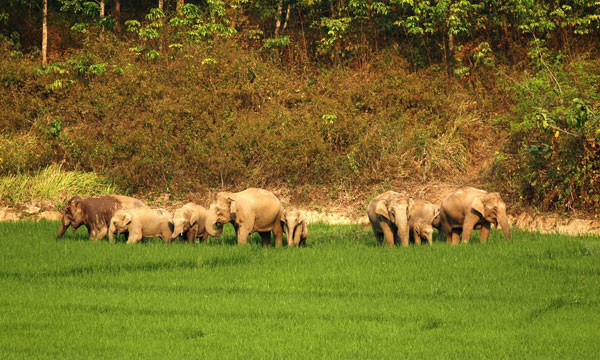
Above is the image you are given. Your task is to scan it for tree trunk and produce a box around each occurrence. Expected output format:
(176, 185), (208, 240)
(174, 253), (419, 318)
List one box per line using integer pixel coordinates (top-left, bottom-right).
(115, 0), (121, 30)
(177, 0), (184, 12)
(42, 0), (47, 67)
(282, 3), (290, 34)
(100, 0), (105, 17)
(274, 0), (283, 37)
(159, 0), (163, 10)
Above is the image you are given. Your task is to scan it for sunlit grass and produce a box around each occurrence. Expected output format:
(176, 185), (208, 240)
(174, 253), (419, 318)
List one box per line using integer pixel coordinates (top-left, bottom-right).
(0, 165), (117, 206)
(0, 221), (599, 358)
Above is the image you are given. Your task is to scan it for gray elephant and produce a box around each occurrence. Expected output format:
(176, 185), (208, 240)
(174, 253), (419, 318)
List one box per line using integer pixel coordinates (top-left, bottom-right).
(367, 191), (413, 247)
(204, 188), (284, 246)
(109, 208), (173, 244)
(408, 199), (441, 245)
(440, 187), (511, 245)
(281, 208), (308, 247)
(57, 195), (146, 241)
(171, 202), (209, 243)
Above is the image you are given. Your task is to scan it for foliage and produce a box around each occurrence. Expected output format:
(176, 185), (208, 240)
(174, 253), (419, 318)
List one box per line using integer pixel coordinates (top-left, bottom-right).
(494, 47), (600, 212)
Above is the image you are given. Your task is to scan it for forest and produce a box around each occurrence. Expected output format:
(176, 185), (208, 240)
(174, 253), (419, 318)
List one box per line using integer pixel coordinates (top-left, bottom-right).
(1, 0), (599, 214)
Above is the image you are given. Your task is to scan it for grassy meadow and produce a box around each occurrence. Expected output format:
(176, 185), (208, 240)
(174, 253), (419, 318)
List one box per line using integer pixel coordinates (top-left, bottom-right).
(1, 221), (599, 358)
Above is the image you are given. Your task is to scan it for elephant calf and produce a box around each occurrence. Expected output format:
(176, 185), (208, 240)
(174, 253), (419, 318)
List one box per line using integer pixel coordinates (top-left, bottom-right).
(109, 208), (173, 244)
(281, 208), (308, 247)
(57, 195), (147, 241)
(367, 191), (413, 247)
(408, 199), (441, 245)
(440, 187), (511, 245)
(171, 202), (209, 243)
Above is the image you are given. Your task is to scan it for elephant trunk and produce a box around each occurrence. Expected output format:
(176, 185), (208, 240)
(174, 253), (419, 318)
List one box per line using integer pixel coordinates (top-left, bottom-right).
(395, 206), (410, 246)
(498, 209), (511, 241)
(171, 223), (185, 241)
(293, 224), (302, 246)
(205, 206), (224, 237)
(57, 217), (69, 238)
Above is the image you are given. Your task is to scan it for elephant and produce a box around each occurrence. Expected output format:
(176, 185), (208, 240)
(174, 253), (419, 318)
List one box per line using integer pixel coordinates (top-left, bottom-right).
(409, 218), (435, 245)
(367, 191), (413, 247)
(108, 208), (173, 244)
(171, 202), (209, 243)
(57, 195), (147, 240)
(408, 199), (441, 245)
(439, 187), (511, 245)
(204, 188), (284, 246)
(281, 208), (308, 247)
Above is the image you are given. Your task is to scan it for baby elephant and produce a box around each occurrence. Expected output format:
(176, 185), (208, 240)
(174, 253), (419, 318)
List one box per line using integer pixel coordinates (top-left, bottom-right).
(171, 202), (209, 243)
(408, 199), (441, 245)
(280, 208), (308, 247)
(109, 208), (173, 244)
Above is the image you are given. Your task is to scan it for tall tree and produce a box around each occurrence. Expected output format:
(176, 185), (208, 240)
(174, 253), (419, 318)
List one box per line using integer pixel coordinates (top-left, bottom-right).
(99, 0), (104, 17)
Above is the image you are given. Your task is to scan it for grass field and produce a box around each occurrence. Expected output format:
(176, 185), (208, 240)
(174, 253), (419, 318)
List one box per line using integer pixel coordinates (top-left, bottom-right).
(1, 221), (599, 359)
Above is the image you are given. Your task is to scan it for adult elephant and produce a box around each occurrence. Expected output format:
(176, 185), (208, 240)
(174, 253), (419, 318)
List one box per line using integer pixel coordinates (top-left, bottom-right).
(204, 188), (284, 246)
(367, 191), (413, 247)
(57, 195), (147, 240)
(439, 187), (511, 245)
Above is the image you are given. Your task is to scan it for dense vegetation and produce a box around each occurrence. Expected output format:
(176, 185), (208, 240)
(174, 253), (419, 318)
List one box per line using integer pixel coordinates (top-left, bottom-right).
(1, 1), (599, 213)
(1, 221), (600, 357)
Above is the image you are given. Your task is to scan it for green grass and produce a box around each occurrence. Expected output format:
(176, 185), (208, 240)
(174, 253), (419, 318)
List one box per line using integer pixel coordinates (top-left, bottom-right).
(1, 221), (599, 359)
(0, 165), (117, 206)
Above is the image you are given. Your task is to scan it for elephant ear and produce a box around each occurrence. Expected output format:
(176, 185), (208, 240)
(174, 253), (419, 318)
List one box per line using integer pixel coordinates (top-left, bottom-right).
(471, 197), (485, 217)
(280, 210), (287, 224)
(120, 212), (133, 226)
(431, 206), (441, 226)
(375, 200), (390, 220)
(189, 210), (199, 227)
(407, 198), (415, 219)
(301, 217), (308, 237)
(229, 198), (238, 217)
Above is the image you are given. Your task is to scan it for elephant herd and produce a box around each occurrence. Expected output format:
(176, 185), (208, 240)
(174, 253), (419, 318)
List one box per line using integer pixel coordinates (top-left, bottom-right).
(57, 186), (510, 247)
(57, 188), (307, 246)
(368, 187), (511, 247)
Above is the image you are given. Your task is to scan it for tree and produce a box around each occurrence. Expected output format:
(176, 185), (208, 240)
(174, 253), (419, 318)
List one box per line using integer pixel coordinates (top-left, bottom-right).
(42, 0), (47, 66)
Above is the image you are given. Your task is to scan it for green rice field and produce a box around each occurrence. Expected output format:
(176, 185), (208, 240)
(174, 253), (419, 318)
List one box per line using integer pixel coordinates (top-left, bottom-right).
(1, 221), (599, 358)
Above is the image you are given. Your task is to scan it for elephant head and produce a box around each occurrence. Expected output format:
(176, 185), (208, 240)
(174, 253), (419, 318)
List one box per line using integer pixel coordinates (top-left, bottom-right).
(57, 196), (84, 238)
(111, 211), (132, 234)
(471, 192), (511, 240)
(204, 204), (225, 237)
(413, 218), (434, 244)
(281, 209), (308, 247)
(375, 193), (413, 245)
(171, 206), (197, 240)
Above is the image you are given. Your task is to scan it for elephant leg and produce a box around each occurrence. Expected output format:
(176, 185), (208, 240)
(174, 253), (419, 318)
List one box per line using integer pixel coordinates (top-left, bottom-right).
(451, 230), (460, 246)
(461, 213), (480, 244)
(370, 222), (383, 244)
(200, 231), (208, 243)
(127, 230), (142, 244)
(272, 219), (284, 247)
(445, 231), (452, 244)
(479, 221), (491, 243)
(380, 222), (395, 247)
(259, 231), (271, 247)
(412, 229), (421, 245)
(187, 227), (198, 243)
(237, 227), (251, 245)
